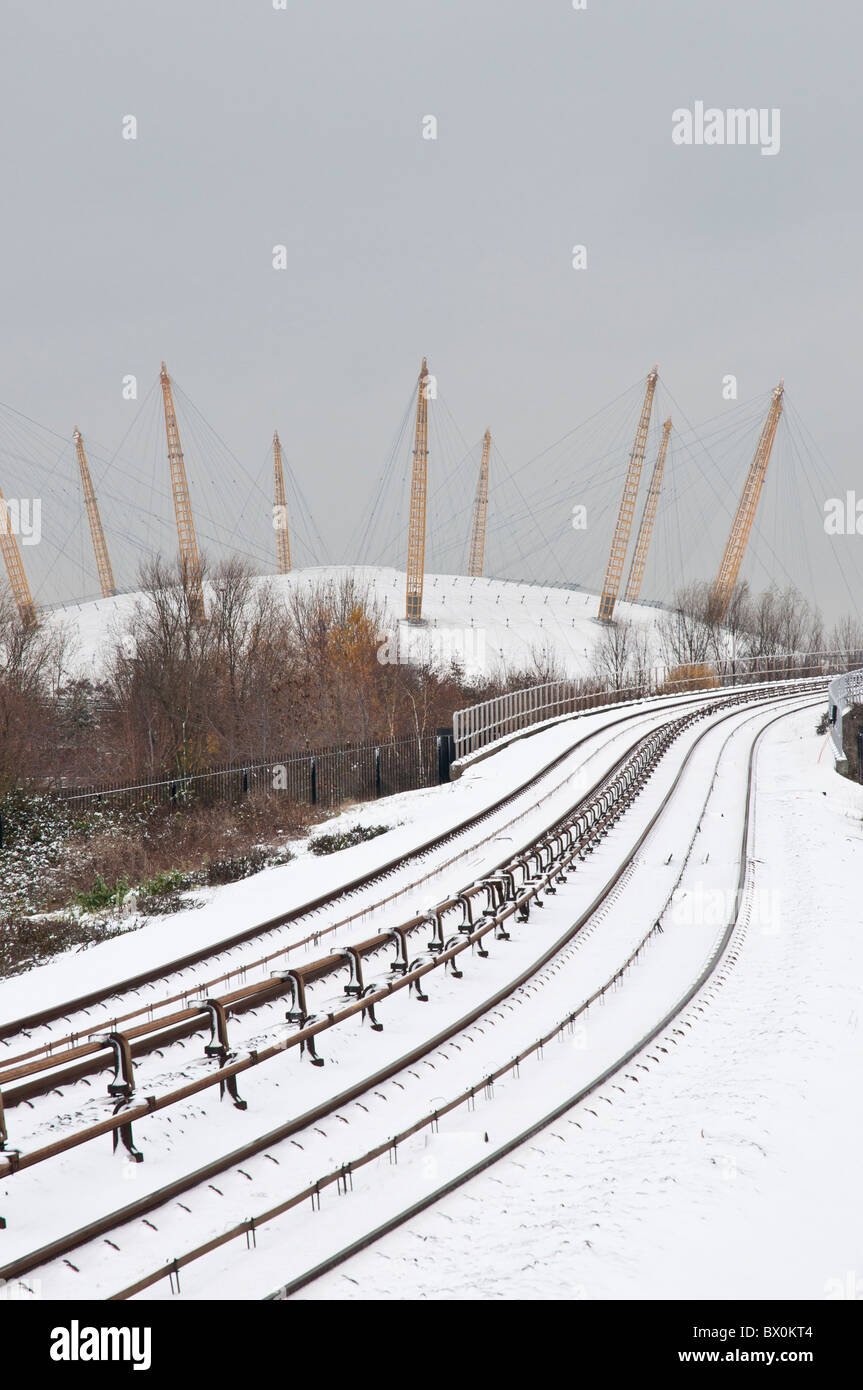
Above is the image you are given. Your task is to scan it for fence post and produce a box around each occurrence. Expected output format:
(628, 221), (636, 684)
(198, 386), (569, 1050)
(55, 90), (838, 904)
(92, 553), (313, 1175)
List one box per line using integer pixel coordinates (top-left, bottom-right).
(310, 758), (317, 806)
(436, 728), (455, 784)
(375, 745), (381, 797)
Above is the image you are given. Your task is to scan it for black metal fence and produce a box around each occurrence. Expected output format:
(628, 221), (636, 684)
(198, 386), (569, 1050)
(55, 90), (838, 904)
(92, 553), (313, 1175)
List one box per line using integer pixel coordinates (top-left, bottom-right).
(39, 730), (456, 815)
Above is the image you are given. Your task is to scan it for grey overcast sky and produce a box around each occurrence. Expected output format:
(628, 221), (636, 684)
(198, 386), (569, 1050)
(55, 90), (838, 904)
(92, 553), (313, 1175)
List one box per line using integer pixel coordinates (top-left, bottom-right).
(1, 0), (861, 620)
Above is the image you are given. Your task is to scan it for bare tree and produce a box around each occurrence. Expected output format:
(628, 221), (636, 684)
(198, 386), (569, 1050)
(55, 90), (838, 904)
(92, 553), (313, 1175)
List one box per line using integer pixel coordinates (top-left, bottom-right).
(592, 620), (635, 690)
(709, 580), (752, 669)
(0, 595), (68, 795)
(525, 638), (566, 684)
(628, 624), (654, 691)
(829, 615), (863, 671)
(658, 583), (713, 668)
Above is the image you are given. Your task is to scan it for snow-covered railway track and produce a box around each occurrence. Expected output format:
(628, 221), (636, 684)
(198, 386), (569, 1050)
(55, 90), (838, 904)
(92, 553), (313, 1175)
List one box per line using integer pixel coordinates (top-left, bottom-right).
(0, 713), (683, 1117)
(0, 689), (724, 1075)
(259, 694), (821, 1302)
(0, 687), (767, 1110)
(1, 706), (698, 1174)
(0, 682), (822, 1297)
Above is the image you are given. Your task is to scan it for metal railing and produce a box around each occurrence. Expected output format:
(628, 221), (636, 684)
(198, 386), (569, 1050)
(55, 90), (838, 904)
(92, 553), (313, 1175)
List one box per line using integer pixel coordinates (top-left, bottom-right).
(453, 678), (655, 759)
(827, 668), (863, 763)
(32, 731), (452, 815)
(453, 649), (851, 759)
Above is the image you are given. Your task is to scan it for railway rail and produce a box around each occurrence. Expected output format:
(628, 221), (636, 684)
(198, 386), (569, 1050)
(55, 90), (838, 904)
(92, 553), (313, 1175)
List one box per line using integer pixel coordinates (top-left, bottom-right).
(1, 685), (780, 1112)
(264, 695), (815, 1302)
(114, 691), (818, 1300)
(0, 680), (816, 1075)
(0, 708), (688, 1112)
(0, 679), (823, 1293)
(0, 702), (700, 1175)
(1, 687), (709, 1047)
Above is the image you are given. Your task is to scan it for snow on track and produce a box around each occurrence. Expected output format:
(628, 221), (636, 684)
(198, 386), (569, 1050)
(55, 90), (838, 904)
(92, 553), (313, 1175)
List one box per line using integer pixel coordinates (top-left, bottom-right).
(145, 696), (813, 1300)
(284, 703), (860, 1302)
(3, 695), (711, 1282)
(3, 692), (814, 1300)
(0, 693), (691, 1035)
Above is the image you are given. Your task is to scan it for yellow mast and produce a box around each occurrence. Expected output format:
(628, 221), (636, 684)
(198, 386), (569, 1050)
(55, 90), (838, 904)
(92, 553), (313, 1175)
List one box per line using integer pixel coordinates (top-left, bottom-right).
(0, 485), (37, 628)
(73, 428), (116, 598)
(405, 357), (430, 620)
(273, 429), (292, 574)
(598, 366), (659, 621)
(467, 429), (491, 579)
(623, 417), (671, 604)
(708, 381), (784, 624)
(159, 361), (206, 622)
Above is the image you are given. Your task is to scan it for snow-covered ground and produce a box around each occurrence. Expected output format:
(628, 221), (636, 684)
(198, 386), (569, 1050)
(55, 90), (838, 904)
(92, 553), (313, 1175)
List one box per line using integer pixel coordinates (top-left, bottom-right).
(44, 566), (666, 683)
(290, 708), (863, 1302)
(4, 686), (848, 1305)
(1, 692), (715, 1286)
(3, 689), (854, 1305)
(0, 690), (693, 1029)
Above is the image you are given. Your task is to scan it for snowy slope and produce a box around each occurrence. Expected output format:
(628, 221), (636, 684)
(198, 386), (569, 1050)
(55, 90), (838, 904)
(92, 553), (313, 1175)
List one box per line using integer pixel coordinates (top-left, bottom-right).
(43, 566), (666, 683)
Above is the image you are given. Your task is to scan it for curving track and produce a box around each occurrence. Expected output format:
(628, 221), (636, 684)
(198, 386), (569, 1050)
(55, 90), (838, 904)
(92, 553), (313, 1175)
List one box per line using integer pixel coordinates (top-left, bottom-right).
(0, 680), (824, 1299)
(268, 695), (815, 1301)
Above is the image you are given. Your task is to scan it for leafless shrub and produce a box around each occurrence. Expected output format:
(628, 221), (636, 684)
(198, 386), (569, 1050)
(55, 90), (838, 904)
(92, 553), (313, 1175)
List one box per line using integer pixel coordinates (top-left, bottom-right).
(0, 593), (69, 796)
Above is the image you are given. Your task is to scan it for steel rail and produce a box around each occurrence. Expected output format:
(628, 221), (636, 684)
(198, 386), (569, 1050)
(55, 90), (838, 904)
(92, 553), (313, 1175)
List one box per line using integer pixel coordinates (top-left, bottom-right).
(3, 686), (780, 1083)
(0, 707), (688, 1106)
(111, 693), (805, 1301)
(0, 685), (737, 1050)
(0, 710), (689, 1172)
(265, 695), (816, 1301)
(0, 685), (818, 1288)
(0, 678), (822, 1075)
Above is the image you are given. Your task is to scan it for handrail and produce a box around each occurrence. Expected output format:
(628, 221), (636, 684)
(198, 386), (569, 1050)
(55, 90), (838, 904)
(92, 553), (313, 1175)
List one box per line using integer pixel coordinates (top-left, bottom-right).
(827, 667), (863, 763)
(453, 649), (853, 758)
